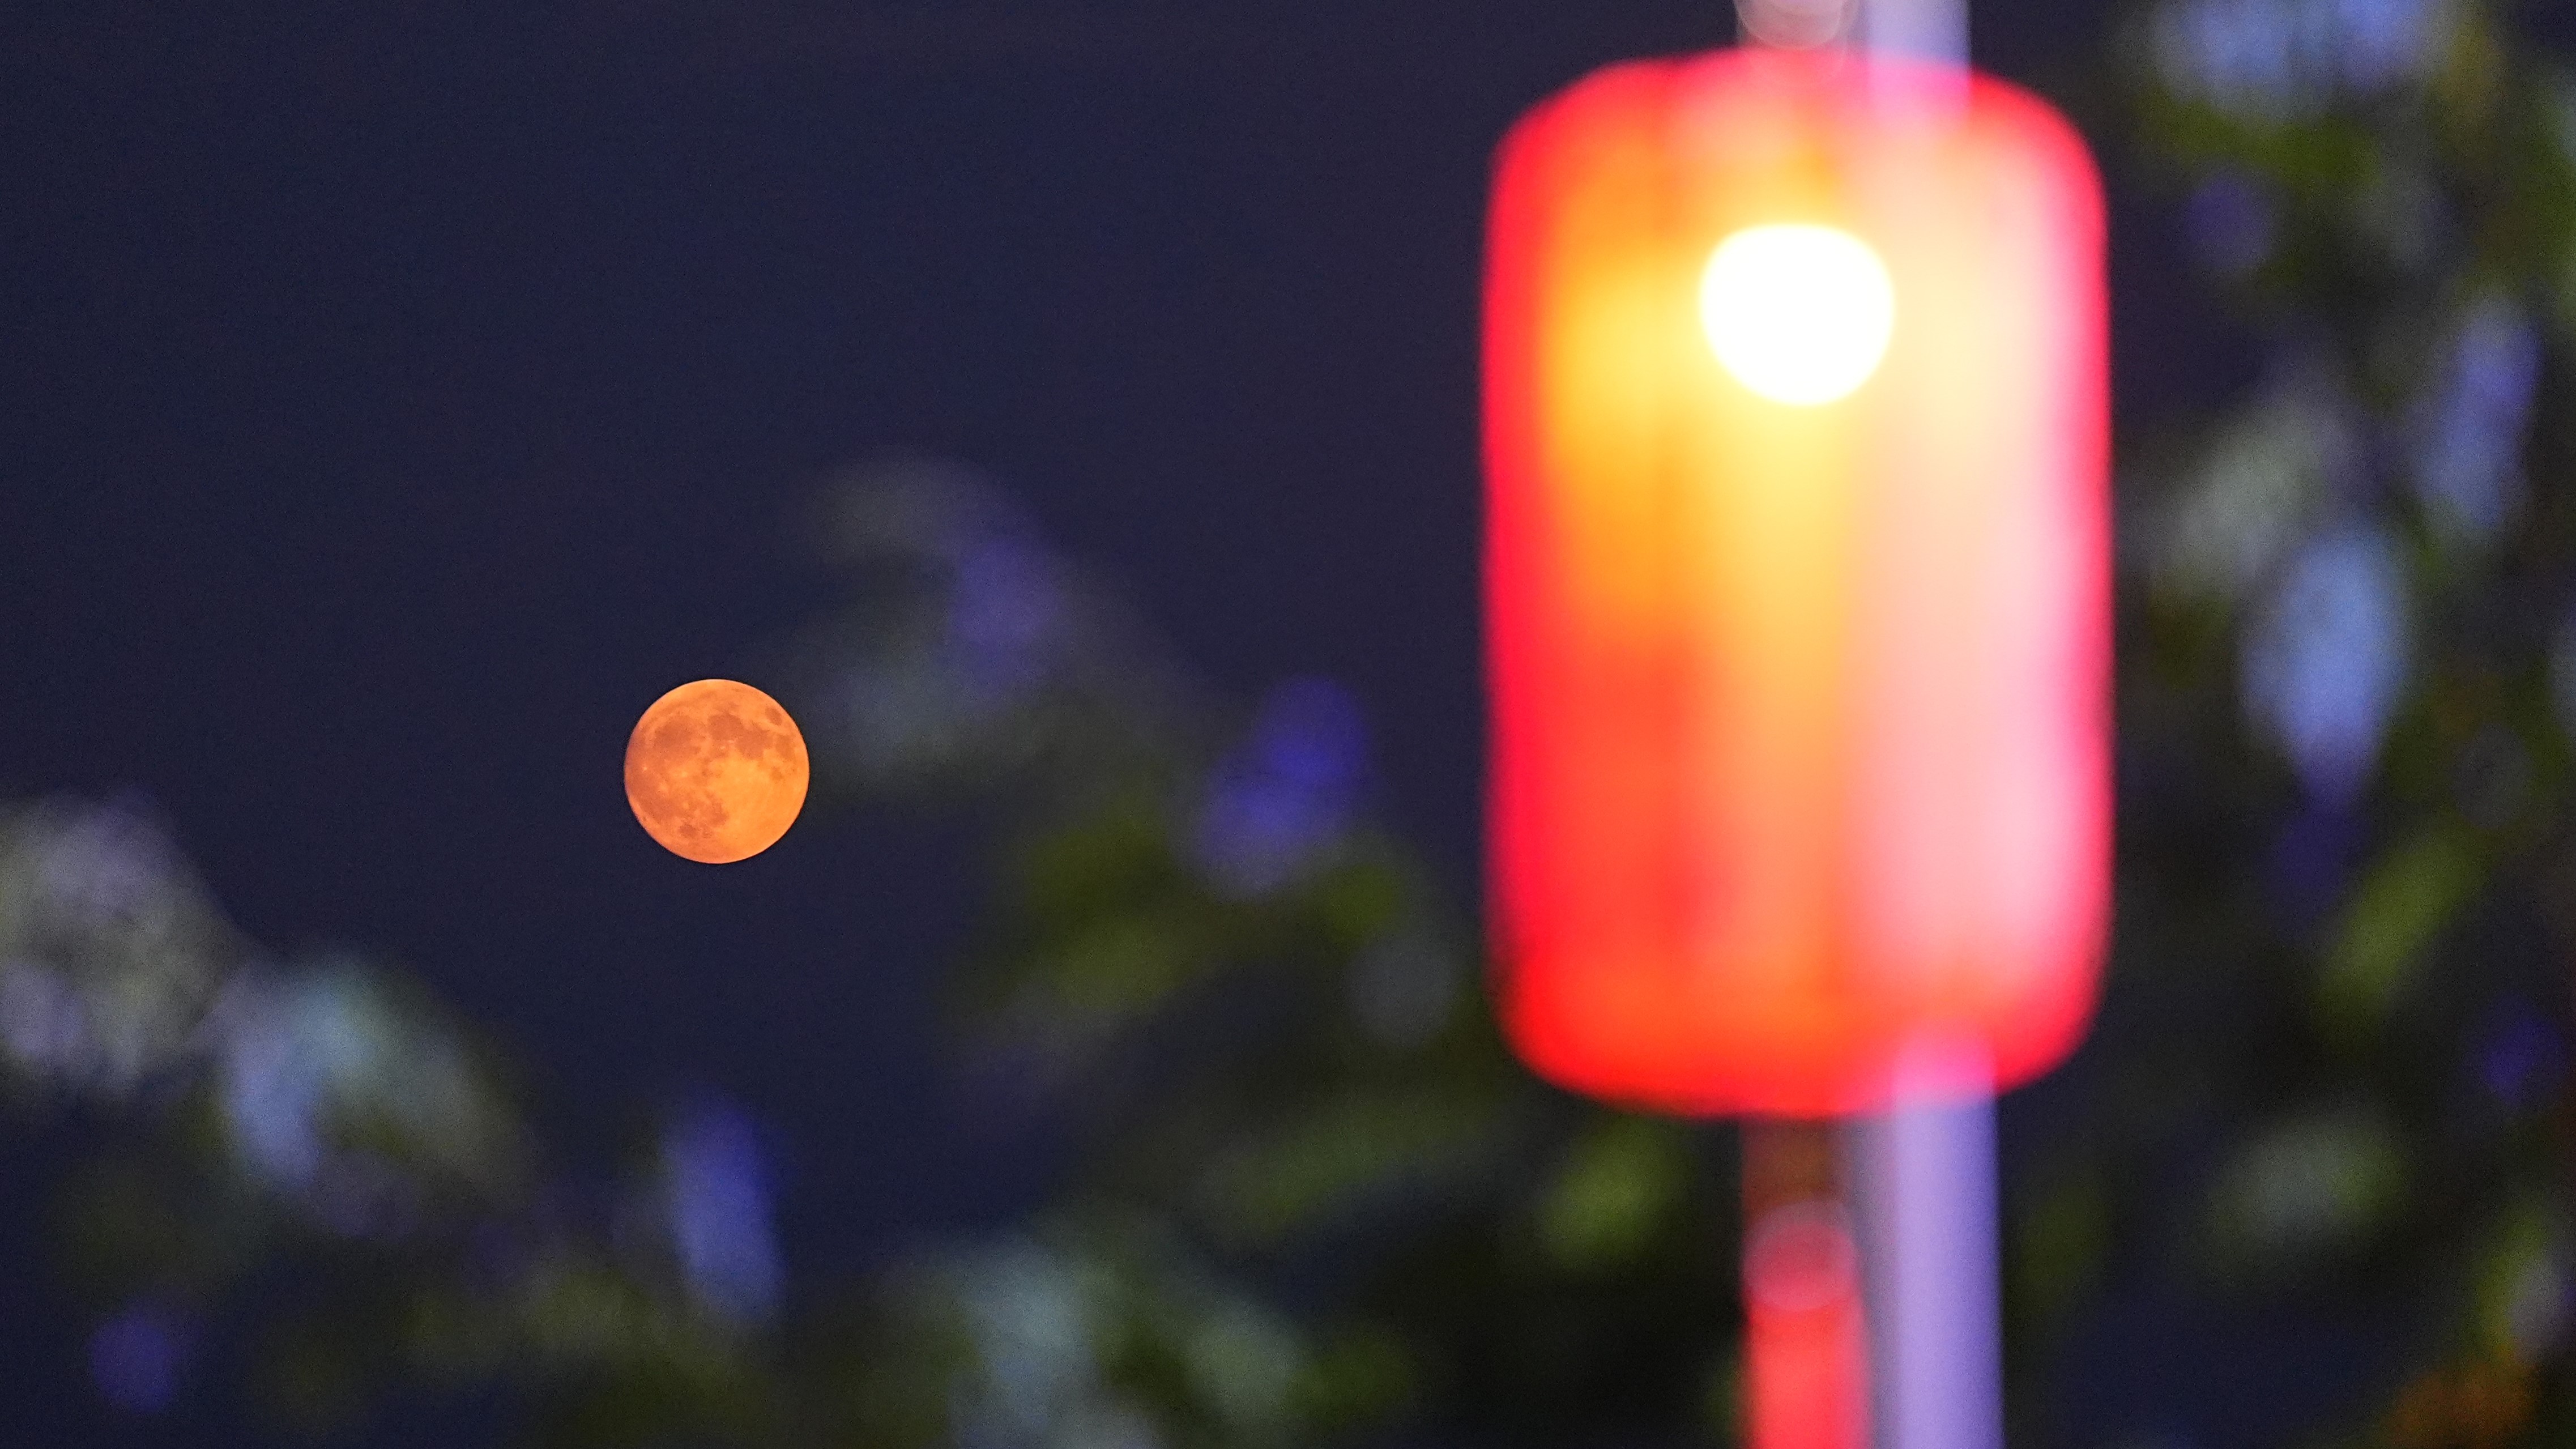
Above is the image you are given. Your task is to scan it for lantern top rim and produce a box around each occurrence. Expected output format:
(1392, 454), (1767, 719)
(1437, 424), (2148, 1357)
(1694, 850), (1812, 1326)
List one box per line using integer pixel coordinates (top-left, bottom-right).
(1491, 45), (2104, 257)
(1500, 44), (2094, 163)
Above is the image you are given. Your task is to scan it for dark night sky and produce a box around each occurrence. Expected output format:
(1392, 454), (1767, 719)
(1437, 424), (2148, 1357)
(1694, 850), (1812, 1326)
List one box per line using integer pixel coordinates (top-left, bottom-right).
(0, 1), (2330, 1443)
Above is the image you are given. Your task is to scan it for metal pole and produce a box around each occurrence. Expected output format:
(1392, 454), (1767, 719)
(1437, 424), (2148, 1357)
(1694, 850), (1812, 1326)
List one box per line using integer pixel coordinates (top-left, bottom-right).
(1844, 2), (1998, 1442)
(1724, 7), (1993, 1449)
(1858, 0), (1965, 63)
(1846, 1073), (2003, 1449)
(1734, 0), (1961, 57)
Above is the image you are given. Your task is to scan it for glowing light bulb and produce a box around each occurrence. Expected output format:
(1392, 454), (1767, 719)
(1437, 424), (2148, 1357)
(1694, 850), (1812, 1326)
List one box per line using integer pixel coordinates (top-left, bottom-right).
(1698, 224), (1895, 406)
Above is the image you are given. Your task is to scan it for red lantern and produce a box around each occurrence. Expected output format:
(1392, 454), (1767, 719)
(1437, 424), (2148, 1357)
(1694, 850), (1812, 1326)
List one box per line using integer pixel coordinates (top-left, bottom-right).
(1483, 46), (2109, 1118)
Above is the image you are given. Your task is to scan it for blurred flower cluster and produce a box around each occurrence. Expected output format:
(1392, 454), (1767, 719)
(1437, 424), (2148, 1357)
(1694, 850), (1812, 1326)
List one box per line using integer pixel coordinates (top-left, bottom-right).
(775, 457), (1185, 800)
(2081, 0), (2576, 1443)
(0, 796), (791, 1440)
(767, 461), (1745, 1446)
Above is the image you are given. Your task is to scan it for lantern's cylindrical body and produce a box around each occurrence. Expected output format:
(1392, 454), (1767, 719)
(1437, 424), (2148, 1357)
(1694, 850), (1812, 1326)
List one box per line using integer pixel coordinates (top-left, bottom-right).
(1485, 49), (2109, 1116)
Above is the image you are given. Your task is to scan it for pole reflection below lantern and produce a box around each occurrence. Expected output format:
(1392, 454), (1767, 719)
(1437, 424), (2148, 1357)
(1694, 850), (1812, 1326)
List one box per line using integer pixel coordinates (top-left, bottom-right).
(1483, 44), (2109, 1119)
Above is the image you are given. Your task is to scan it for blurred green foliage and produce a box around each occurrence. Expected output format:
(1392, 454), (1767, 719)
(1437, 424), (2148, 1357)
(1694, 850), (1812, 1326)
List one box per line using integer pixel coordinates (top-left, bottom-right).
(12, 2), (2576, 1445)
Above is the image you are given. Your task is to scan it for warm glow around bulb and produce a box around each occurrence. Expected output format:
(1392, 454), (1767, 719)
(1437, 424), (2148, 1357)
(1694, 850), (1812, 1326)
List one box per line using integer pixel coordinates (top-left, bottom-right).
(1698, 224), (1895, 405)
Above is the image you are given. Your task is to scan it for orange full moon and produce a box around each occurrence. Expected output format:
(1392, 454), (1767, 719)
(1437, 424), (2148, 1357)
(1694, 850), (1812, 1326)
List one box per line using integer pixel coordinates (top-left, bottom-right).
(624, 679), (810, 863)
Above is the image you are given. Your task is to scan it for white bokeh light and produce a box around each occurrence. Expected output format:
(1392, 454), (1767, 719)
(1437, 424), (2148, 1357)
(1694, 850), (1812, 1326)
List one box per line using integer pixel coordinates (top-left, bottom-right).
(1698, 223), (1896, 406)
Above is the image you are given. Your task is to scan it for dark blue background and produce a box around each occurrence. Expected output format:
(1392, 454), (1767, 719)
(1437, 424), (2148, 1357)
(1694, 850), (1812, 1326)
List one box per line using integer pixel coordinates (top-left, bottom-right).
(0, 1), (2414, 1443)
